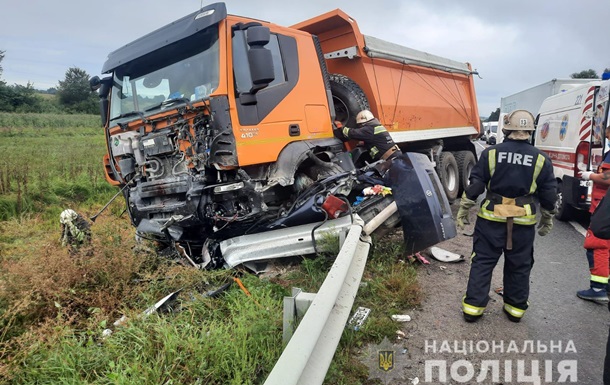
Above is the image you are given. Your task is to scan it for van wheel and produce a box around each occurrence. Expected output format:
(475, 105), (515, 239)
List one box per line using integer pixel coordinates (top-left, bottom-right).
(454, 150), (476, 195)
(438, 152), (460, 203)
(329, 74), (370, 128)
(555, 181), (573, 221)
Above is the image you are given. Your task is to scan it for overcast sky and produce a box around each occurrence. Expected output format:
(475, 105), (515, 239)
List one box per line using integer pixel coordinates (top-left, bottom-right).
(1, 0), (607, 117)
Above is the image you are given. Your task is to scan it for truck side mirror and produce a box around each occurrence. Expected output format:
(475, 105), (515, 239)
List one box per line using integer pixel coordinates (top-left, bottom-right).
(89, 76), (113, 127)
(246, 26), (274, 93)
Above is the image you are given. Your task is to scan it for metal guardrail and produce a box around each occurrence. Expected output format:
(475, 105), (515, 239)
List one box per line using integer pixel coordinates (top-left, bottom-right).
(264, 218), (371, 385)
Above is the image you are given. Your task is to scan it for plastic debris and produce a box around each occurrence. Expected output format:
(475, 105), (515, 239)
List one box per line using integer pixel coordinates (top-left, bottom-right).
(429, 246), (465, 263)
(348, 306), (371, 330)
(362, 185), (392, 196)
(495, 287), (504, 296)
(396, 330), (406, 338)
(391, 314), (412, 322)
(411, 377), (420, 385)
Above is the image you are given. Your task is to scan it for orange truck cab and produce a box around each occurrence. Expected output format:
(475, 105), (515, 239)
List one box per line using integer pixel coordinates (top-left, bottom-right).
(90, 3), (479, 265)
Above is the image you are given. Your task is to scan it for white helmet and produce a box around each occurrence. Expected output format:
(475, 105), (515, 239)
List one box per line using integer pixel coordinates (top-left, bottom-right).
(356, 110), (375, 124)
(60, 209), (78, 225)
(503, 110), (535, 131)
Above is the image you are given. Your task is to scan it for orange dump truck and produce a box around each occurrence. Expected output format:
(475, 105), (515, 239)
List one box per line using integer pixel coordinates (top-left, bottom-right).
(90, 3), (479, 266)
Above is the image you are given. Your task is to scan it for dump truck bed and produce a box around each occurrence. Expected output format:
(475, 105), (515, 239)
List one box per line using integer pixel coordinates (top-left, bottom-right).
(293, 9), (480, 141)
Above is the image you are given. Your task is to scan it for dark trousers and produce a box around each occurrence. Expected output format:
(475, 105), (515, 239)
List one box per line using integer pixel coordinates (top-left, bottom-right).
(464, 218), (536, 311)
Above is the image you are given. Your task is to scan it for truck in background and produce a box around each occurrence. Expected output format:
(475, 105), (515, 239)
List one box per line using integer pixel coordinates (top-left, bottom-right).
(534, 79), (610, 220)
(500, 78), (594, 116)
(89, 3), (479, 266)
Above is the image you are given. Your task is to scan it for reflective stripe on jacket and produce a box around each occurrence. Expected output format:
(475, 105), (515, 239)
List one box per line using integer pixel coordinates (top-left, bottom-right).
(476, 146), (549, 225)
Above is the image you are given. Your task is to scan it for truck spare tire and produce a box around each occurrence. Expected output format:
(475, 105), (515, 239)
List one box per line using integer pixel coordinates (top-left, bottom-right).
(329, 74), (370, 128)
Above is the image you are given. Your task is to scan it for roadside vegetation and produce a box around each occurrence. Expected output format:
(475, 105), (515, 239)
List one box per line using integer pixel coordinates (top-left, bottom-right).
(0, 114), (421, 384)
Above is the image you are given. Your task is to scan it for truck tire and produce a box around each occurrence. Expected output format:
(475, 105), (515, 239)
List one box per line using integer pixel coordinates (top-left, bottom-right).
(555, 181), (573, 221)
(454, 150), (476, 195)
(329, 74), (370, 128)
(438, 151), (459, 203)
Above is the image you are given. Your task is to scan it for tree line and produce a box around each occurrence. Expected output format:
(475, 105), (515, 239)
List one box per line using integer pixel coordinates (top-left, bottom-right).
(0, 50), (98, 114)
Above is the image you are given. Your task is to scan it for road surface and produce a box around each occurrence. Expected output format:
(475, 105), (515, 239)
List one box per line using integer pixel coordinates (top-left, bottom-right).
(380, 140), (607, 384)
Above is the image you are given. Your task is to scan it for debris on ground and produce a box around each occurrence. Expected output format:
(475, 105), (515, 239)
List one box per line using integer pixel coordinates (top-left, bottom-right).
(391, 314), (412, 322)
(406, 252), (430, 265)
(429, 246), (465, 263)
(348, 306), (371, 331)
(495, 287), (504, 296)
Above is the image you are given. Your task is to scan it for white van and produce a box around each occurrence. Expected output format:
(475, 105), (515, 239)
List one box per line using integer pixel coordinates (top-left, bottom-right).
(486, 122), (498, 145)
(534, 80), (609, 220)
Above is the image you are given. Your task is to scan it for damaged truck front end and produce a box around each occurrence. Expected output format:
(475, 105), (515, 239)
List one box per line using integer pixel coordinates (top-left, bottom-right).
(91, 2), (457, 269)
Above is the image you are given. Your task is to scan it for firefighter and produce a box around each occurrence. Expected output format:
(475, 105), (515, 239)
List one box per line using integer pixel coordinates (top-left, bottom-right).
(456, 110), (557, 323)
(333, 110), (402, 162)
(576, 125), (610, 303)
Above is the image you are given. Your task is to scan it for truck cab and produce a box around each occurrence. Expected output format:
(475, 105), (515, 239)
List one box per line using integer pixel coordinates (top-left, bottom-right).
(90, 2), (477, 265)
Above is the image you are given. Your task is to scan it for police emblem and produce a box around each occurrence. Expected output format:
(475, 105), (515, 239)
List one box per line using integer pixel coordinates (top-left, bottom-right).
(379, 350), (394, 371)
(364, 336), (408, 384)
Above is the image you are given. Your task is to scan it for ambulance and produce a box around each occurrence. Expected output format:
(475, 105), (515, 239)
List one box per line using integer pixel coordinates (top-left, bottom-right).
(534, 78), (610, 220)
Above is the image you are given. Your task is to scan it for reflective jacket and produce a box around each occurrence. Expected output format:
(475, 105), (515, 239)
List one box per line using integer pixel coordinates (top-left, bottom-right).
(465, 139), (557, 225)
(335, 119), (396, 161)
(590, 151), (610, 213)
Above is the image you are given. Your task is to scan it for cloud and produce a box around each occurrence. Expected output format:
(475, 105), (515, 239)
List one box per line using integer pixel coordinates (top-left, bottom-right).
(0, 0), (606, 116)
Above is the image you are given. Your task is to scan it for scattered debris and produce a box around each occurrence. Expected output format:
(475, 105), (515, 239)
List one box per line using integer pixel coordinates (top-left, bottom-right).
(429, 246), (465, 263)
(439, 266), (447, 271)
(411, 377), (420, 384)
(396, 330), (406, 338)
(348, 306), (371, 331)
(391, 314), (412, 322)
(142, 290), (182, 316)
(59, 209), (91, 249)
(362, 185), (392, 196)
(406, 252), (430, 265)
(495, 287), (504, 296)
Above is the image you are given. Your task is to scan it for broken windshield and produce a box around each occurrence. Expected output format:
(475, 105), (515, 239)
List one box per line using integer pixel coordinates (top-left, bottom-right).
(109, 26), (220, 123)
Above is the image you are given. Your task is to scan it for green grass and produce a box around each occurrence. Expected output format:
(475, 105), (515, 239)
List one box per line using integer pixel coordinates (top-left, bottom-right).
(0, 124), (114, 221)
(0, 114), (421, 384)
(0, 112), (100, 129)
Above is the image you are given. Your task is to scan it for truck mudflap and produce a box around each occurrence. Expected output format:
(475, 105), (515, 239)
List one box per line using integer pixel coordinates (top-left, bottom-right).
(387, 152), (457, 254)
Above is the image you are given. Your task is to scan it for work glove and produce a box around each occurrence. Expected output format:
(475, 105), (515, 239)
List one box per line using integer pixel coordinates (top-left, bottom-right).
(537, 208), (556, 236)
(579, 171), (593, 180)
(456, 194), (476, 230)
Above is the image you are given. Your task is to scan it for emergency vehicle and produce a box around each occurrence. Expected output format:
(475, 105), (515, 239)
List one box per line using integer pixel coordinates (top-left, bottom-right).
(534, 79), (610, 220)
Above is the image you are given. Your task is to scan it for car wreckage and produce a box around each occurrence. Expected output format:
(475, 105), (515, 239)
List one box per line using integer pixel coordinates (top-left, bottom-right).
(89, 3), (467, 269)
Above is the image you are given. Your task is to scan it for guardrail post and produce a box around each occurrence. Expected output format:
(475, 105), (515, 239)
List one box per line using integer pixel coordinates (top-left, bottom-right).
(282, 288), (316, 345)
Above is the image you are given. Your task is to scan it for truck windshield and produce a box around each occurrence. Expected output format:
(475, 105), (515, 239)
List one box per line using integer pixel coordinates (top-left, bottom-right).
(109, 27), (220, 123)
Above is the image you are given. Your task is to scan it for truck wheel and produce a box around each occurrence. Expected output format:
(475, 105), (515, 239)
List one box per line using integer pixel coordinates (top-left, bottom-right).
(454, 150), (476, 195)
(438, 151), (459, 203)
(329, 74), (369, 128)
(555, 181), (573, 221)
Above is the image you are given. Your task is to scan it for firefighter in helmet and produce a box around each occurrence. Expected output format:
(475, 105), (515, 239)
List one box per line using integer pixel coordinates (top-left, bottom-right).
(333, 110), (402, 162)
(456, 110), (557, 323)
